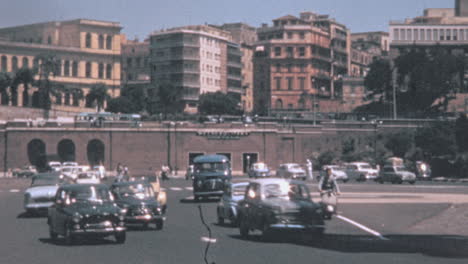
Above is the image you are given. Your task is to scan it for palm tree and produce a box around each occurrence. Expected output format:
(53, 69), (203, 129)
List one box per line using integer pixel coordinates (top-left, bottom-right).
(34, 53), (61, 110)
(0, 72), (12, 105)
(87, 83), (110, 112)
(13, 68), (35, 107)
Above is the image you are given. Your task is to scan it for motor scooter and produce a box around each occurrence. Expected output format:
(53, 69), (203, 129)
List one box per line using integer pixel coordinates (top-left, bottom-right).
(320, 190), (338, 220)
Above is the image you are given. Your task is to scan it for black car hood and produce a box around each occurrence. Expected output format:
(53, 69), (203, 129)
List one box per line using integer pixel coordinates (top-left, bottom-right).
(263, 198), (318, 213)
(194, 172), (229, 178)
(117, 196), (159, 207)
(64, 201), (120, 216)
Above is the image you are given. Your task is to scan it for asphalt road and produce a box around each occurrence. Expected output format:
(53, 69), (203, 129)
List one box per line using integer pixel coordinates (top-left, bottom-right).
(1, 178), (468, 264)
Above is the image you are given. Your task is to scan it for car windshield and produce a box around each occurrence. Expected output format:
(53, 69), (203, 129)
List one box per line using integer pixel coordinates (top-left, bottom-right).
(262, 183), (310, 200)
(66, 186), (112, 203)
(195, 162), (229, 173)
(114, 183), (155, 200)
(232, 185), (247, 196)
(31, 177), (60, 187)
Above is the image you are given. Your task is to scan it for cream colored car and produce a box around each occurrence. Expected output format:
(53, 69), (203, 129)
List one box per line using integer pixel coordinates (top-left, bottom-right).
(131, 175), (167, 208)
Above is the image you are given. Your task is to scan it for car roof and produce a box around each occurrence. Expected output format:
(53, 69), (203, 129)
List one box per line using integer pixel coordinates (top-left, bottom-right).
(60, 183), (109, 191)
(280, 163), (299, 166)
(230, 182), (249, 187)
(249, 178), (304, 185)
(349, 162), (370, 165)
(111, 181), (151, 187)
(193, 154), (229, 163)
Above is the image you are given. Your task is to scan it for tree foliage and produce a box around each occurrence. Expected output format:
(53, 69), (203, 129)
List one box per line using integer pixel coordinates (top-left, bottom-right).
(198, 91), (241, 115)
(384, 131), (413, 157)
(35, 53), (62, 110)
(106, 96), (137, 113)
(455, 114), (468, 153)
(414, 121), (456, 157)
(364, 58), (392, 101)
(147, 82), (184, 117)
(87, 83), (110, 112)
(317, 151), (335, 168)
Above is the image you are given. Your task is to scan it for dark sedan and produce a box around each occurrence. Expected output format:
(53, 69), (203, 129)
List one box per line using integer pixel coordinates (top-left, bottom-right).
(111, 181), (165, 230)
(238, 179), (325, 240)
(47, 184), (126, 245)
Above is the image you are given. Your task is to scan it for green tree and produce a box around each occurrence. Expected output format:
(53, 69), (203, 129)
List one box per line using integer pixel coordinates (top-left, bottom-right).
(35, 53), (61, 110)
(455, 113), (468, 153)
(317, 151), (335, 168)
(198, 91), (241, 115)
(87, 83), (110, 112)
(106, 96), (137, 113)
(384, 131), (413, 157)
(364, 58), (393, 102)
(13, 68), (35, 106)
(414, 121), (456, 157)
(0, 72), (12, 105)
(147, 82), (184, 117)
(120, 85), (147, 112)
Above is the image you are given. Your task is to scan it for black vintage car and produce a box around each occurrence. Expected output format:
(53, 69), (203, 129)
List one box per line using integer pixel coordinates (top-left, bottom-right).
(192, 155), (232, 200)
(47, 184), (126, 245)
(110, 181), (165, 230)
(238, 179), (325, 240)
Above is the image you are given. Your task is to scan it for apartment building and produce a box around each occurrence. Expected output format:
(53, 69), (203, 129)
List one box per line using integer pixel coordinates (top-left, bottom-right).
(0, 19), (122, 111)
(121, 36), (150, 87)
(150, 25), (241, 113)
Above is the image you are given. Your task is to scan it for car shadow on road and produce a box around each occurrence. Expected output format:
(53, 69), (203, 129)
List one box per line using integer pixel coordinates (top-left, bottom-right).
(179, 197), (220, 204)
(39, 237), (118, 247)
(16, 211), (46, 219)
(229, 233), (468, 258)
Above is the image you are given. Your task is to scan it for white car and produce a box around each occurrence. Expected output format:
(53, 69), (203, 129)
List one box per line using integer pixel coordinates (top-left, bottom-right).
(345, 162), (379, 181)
(92, 165), (106, 179)
(23, 173), (66, 214)
(62, 161), (78, 167)
(276, 163), (307, 181)
(61, 166), (89, 180)
(321, 165), (349, 182)
(75, 172), (101, 184)
(48, 161), (62, 172)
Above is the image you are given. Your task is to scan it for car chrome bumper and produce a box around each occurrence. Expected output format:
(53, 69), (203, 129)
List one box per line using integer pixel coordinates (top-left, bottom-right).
(25, 202), (54, 210)
(269, 224), (325, 229)
(194, 191), (224, 196)
(125, 215), (165, 222)
(71, 226), (126, 235)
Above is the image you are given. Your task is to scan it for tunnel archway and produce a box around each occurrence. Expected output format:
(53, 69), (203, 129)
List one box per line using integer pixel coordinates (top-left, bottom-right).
(87, 139), (105, 166)
(57, 139), (76, 162)
(27, 139), (46, 169)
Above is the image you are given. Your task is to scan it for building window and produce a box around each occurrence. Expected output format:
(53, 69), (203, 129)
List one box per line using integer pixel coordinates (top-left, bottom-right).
(106, 36), (112, 49)
(446, 29), (452, 41)
(400, 29), (405, 41)
(136, 57), (141, 67)
(287, 32), (293, 39)
(288, 103), (293, 109)
(127, 58), (132, 67)
(393, 29), (399, 41)
(427, 29), (432, 41)
(22, 57), (29, 68)
(47, 36), (52, 45)
(64, 92), (70, 106)
(287, 47), (293, 57)
(64, 60), (70, 76)
(106, 64), (112, 79)
(299, 64), (306, 72)
(98, 63), (104, 79)
(33, 58), (39, 70)
(287, 64), (292, 72)
(85, 33), (91, 48)
(275, 99), (283, 109)
(434, 29), (439, 40)
(299, 32), (305, 39)
(276, 63), (281, 72)
(55, 61), (62, 76)
(406, 29), (412, 41)
(85, 62), (91, 78)
(440, 29), (444, 41)
(287, 77), (293, 90)
(420, 29), (425, 41)
(299, 47), (305, 57)
(1, 56), (6, 72)
(99, 35), (104, 49)
(413, 29), (418, 41)
(299, 77), (305, 90)
(460, 29), (464, 41)
(453, 29), (458, 41)
(274, 47), (282, 56)
(72, 61), (78, 77)
(12, 56), (18, 72)
(275, 77), (281, 90)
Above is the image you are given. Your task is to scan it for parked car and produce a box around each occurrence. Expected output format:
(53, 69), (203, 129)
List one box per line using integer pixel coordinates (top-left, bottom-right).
(111, 181), (165, 230)
(192, 155), (232, 200)
(248, 162), (270, 178)
(216, 182), (249, 226)
(47, 161), (62, 172)
(415, 161), (432, 180)
(75, 171), (101, 184)
(92, 165), (106, 180)
(24, 172), (67, 215)
(185, 165), (194, 180)
(13, 165), (37, 178)
(344, 162), (379, 181)
(62, 166), (89, 181)
(320, 165), (349, 182)
(62, 161), (78, 167)
(47, 184), (127, 245)
(237, 178), (325, 240)
(276, 163), (307, 181)
(377, 166), (416, 184)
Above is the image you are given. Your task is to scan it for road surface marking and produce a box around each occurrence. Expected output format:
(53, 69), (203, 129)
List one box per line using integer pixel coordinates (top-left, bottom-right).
(201, 237), (217, 243)
(337, 215), (389, 241)
(185, 187), (193, 191)
(169, 187), (183, 191)
(9, 189), (20, 193)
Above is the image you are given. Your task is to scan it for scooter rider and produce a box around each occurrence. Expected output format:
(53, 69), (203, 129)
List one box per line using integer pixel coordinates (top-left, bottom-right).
(318, 167), (340, 219)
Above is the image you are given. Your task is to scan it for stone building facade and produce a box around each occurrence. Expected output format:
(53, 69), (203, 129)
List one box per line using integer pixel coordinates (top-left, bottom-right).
(0, 19), (122, 112)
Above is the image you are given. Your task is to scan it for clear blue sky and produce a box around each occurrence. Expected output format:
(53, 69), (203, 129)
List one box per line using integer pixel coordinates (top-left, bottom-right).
(0, 0), (453, 40)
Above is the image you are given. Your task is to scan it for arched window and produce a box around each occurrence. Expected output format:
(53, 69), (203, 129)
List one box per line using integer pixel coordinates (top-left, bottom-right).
(98, 63), (104, 79)
(55, 93), (62, 105)
(1, 56), (7, 72)
(33, 58), (39, 70)
(72, 61), (78, 77)
(64, 60), (70, 76)
(85, 33), (92, 48)
(55, 60), (62, 76)
(106, 35), (112, 50)
(22, 57), (29, 68)
(106, 64), (112, 79)
(85, 62), (92, 78)
(12, 56), (18, 72)
(275, 99), (283, 109)
(64, 92), (71, 106)
(98, 35), (104, 49)
(72, 92), (79, 106)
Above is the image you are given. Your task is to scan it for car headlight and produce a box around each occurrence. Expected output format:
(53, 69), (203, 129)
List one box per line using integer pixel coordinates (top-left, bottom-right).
(197, 180), (203, 187)
(72, 213), (82, 223)
(326, 205), (335, 213)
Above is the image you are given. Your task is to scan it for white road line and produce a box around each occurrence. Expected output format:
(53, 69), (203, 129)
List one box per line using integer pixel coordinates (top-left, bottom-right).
(201, 237), (217, 243)
(185, 187), (193, 191)
(336, 215), (389, 241)
(9, 189), (20, 193)
(169, 187), (183, 191)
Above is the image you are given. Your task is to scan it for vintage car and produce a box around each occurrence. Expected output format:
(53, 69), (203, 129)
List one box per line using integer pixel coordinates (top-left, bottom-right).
(130, 175), (167, 208)
(13, 165), (37, 178)
(111, 181), (165, 230)
(62, 161), (79, 167)
(185, 165), (194, 180)
(415, 161), (431, 180)
(47, 161), (62, 172)
(238, 178), (325, 240)
(319, 165), (349, 182)
(24, 172), (66, 214)
(344, 162), (379, 181)
(276, 163), (307, 181)
(75, 171), (101, 184)
(92, 165), (107, 180)
(62, 166), (89, 181)
(47, 184), (127, 244)
(216, 182), (249, 225)
(248, 162), (270, 178)
(192, 155), (232, 200)
(377, 165), (416, 184)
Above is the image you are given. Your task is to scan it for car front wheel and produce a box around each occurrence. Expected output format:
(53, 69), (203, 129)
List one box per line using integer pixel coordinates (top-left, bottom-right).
(239, 217), (249, 239)
(115, 232), (126, 244)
